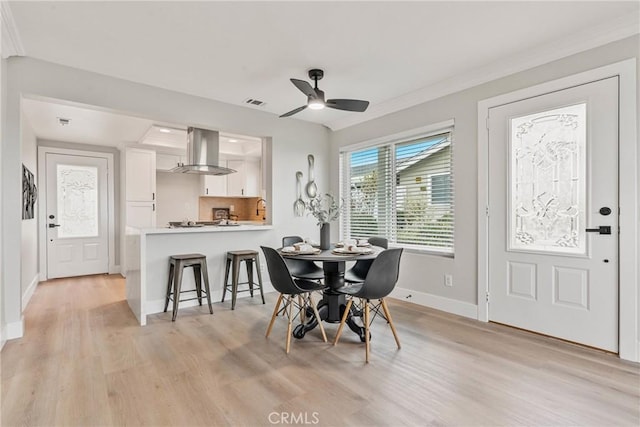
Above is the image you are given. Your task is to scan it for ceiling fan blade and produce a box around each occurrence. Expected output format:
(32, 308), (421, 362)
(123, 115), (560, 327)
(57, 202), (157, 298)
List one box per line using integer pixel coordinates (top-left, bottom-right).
(290, 79), (318, 98)
(279, 105), (307, 118)
(326, 99), (370, 112)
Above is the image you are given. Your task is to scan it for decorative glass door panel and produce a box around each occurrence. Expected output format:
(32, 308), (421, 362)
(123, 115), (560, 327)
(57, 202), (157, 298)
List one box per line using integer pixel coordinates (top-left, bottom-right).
(57, 164), (99, 238)
(509, 103), (586, 255)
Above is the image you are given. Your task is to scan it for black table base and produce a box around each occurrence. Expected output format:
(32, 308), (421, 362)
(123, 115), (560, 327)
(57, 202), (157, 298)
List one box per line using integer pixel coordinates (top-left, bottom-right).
(292, 261), (368, 342)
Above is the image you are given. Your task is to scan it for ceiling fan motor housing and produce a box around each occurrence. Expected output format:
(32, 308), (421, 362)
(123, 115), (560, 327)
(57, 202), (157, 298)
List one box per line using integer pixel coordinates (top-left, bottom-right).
(308, 69), (324, 81)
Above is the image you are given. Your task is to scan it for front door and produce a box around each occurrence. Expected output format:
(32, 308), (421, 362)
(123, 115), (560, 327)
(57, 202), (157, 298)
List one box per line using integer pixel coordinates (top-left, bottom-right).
(488, 77), (618, 352)
(46, 153), (109, 278)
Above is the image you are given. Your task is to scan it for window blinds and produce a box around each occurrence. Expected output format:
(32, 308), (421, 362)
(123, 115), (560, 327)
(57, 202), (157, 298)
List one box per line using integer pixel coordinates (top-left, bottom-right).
(340, 131), (454, 253)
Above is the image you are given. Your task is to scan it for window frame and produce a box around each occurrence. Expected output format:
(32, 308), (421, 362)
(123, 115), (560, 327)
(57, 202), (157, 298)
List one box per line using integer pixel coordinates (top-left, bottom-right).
(339, 120), (455, 257)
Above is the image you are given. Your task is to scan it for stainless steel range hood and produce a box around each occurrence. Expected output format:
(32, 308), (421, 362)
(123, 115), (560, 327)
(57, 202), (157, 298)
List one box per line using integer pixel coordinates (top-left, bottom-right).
(170, 127), (236, 175)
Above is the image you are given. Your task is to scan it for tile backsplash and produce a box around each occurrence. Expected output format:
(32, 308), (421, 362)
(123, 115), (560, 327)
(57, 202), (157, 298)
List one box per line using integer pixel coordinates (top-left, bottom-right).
(199, 197), (265, 221)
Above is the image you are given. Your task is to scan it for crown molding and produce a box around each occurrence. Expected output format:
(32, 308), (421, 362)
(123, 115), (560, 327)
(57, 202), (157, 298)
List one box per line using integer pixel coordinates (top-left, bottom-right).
(326, 13), (640, 131)
(1, 1), (25, 59)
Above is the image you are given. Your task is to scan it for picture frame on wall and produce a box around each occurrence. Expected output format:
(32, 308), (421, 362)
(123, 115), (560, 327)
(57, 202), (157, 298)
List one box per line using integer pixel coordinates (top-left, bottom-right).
(22, 164), (37, 220)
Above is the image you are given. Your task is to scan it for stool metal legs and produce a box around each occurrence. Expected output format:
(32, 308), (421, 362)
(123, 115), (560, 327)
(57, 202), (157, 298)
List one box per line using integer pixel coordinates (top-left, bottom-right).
(164, 256), (213, 321)
(222, 253), (265, 310)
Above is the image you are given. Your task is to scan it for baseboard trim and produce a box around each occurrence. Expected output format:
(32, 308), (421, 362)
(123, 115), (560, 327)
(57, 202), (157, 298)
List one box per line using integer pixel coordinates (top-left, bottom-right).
(145, 281), (276, 316)
(5, 316), (24, 340)
(109, 264), (121, 275)
(22, 274), (39, 310)
(0, 325), (6, 351)
(390, 287), (478, 319)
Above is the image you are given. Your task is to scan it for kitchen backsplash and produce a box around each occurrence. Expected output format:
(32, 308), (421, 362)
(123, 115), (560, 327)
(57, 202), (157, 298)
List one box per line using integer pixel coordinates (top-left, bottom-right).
(199, 197), (265, 221)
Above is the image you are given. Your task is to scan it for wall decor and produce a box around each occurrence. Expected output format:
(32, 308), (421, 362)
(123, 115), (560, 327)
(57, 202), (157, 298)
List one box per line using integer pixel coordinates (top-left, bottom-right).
(305, 154), (317, 198)
(294, 171), (305, 216)
(22, 164), (37, 220)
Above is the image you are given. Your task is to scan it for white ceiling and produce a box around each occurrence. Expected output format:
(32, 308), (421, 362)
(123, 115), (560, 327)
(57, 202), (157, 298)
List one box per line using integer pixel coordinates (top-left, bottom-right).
(21, 97), (261, 154)
(8, 1), (640, 133)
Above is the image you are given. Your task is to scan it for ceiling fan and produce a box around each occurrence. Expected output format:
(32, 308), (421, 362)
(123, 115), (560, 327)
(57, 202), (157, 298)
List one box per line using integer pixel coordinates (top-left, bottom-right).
(280, 69), (370, 118)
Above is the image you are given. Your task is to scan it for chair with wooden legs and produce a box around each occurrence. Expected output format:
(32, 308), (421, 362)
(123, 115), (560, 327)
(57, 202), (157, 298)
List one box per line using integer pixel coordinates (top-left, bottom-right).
(333, 248), (403, 363)
(261, 246), (328, 354)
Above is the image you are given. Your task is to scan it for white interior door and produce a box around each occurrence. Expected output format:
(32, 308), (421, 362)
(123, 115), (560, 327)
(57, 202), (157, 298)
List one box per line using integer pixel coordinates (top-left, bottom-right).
(488, 77), (618, 352)
(46, 153), (109, 279)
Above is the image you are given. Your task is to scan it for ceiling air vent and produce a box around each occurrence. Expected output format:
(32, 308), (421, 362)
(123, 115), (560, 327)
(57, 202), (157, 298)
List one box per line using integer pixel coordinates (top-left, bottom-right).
(243, 98), (266, 107)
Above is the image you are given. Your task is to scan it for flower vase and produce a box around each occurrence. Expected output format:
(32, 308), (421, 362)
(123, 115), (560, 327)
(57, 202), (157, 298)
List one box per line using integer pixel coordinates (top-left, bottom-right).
(320, 222), (330, 250)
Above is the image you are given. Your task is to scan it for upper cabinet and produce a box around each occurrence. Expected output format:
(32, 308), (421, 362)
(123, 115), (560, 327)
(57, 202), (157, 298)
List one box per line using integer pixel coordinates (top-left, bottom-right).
(126, 148), (156, 201)
(201, 160), (228, 196)
(200, 159), (261, 197)
(227, 159), (261, 197)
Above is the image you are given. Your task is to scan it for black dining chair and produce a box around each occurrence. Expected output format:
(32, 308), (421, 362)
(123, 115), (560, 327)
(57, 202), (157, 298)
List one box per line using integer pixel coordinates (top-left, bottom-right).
(333, 248), (403, 363)
(261, 246), (328, 353)
(282, 236), (325, 282)
(344, 237), (388, 283)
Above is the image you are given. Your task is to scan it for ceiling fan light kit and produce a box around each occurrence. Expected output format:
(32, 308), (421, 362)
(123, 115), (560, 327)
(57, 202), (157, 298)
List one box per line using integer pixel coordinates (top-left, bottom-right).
(280, 68), (369, 118)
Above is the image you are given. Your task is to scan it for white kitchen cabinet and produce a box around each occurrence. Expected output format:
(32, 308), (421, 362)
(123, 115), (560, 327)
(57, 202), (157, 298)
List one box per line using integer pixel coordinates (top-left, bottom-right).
(227, 159), (260, 197)
(125, 148), (156, 228)
(201, 174), (228, 196)
(200, 159), (227, 196)
(126, 201), (156, 228)
(126, 148), (156, 201)
(156, 153), (185, 171)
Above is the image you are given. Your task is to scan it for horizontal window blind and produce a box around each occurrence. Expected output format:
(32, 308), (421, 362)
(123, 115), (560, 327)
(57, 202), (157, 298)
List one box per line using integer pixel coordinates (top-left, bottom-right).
(340, 131), (454, 253)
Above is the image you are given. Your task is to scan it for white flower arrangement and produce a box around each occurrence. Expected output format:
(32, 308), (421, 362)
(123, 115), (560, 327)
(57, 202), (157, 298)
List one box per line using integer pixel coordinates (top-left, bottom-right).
(306, 193), (343, 225)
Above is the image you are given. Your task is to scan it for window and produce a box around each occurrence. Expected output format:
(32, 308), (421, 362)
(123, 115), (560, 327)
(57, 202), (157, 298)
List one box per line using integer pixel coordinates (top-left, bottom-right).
(340, 130), (454, 254)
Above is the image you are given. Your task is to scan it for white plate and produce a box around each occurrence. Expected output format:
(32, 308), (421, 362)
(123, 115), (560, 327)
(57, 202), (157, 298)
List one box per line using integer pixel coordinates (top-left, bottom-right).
(332, 247), (373, 255)
(335, 242), (371, 247)
(280, 248), (321, 255)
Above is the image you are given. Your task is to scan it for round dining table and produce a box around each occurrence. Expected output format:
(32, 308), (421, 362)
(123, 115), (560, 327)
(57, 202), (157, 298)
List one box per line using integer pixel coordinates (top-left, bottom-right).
(280, 244), (384, 340)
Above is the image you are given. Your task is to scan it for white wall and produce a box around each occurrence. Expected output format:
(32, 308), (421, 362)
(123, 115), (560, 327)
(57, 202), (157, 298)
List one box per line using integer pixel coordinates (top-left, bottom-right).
(331, 35), (639, 313)
(1, 57), (330, 338)
(155, 172), (200, 227)
(20, 114), (38, 307)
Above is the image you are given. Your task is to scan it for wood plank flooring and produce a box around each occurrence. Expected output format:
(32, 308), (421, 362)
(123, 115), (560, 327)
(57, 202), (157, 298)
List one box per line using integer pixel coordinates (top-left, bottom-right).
(2, 274), (638, 426)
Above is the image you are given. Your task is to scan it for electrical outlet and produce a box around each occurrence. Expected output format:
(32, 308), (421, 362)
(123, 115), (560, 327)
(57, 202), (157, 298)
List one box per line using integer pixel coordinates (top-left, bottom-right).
(444, 274), (453, 287)
(229, 205), (235, 212)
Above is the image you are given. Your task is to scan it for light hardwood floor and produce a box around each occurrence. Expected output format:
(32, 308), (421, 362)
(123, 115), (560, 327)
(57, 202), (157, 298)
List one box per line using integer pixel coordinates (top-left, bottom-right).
(2, 274), (638, 426)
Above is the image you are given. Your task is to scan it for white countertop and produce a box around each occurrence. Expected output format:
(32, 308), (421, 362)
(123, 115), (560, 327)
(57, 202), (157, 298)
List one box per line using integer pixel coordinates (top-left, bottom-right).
(141, 223), (273, 235)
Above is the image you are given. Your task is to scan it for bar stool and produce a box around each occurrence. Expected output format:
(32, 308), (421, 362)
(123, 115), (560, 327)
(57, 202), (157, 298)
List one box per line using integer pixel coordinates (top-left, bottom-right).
(164, 253), (213, 321)
(222, 250), (265, 309)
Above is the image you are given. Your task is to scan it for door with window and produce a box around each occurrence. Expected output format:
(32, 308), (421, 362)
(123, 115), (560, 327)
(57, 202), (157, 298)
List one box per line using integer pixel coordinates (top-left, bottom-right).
(46, 153), (109, 278)
(488, 77), (618, 352)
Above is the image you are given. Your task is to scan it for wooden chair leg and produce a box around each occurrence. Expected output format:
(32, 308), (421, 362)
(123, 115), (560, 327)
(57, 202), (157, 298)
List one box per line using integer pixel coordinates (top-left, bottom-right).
(266, 294), (283, 338)
(298, 295), (305, 323)
(333, 298), (353, 345)
(364, 299), (370, 363)
(308, 293), (327, 342)
(285, 296), (293, 354)
(380, 298), (401, 349)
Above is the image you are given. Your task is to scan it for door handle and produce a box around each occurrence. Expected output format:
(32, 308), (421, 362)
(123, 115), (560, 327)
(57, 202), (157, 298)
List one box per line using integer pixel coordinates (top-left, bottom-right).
(585, 226), (611, 235)
(48, 223), (61, 228)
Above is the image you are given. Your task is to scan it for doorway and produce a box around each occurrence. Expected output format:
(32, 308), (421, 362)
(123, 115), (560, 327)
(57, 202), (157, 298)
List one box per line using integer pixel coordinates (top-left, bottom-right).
(488, 77), (618, 352)
(477, 59), (638, 361)
(38, 147), (116, 280)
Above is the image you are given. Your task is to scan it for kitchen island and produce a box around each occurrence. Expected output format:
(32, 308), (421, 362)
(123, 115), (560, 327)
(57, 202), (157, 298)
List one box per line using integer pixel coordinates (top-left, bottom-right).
(125, 223), (275, 325)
